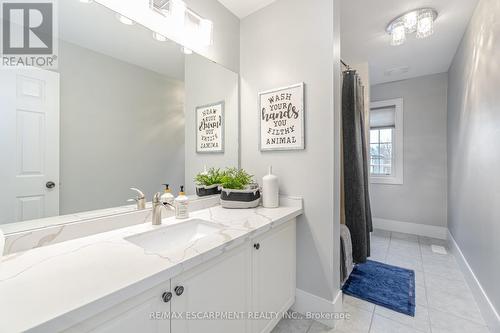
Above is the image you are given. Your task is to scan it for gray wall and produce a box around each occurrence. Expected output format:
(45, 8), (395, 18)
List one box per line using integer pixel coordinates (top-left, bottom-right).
(185, 0), (240, 73)
(370, 74), (448, 227)
(59, 41), (185, 214)
(447, 0), (500, 315)
(241, 0), (340, 301)
(184, 54), (239, 194)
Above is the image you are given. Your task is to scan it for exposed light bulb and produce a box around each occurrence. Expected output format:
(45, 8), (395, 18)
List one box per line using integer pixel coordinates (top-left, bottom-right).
(153, 32), (167, 42)
(116, 14), (134, 25)
(199, 19), (213, 46)
(403, 11), (418, 33)
(170, 0), (187, 32)
(183, 47), (193, 55)
(417, 10), (435, 39)
(391, 21), (406, 46)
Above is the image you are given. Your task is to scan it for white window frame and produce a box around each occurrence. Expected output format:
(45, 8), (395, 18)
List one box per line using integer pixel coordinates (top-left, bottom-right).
(369, 98), (404, 185)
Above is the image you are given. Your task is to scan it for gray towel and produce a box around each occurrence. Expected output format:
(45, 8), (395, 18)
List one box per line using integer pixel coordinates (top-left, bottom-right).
(340, 224), (354, 285)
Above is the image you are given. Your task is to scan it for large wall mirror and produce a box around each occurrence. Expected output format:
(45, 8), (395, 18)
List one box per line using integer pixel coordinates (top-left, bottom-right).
(0, 0), (239, 233)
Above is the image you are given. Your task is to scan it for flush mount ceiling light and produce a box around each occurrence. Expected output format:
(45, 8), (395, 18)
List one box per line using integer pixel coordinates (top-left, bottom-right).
(386, 8), (438, 46)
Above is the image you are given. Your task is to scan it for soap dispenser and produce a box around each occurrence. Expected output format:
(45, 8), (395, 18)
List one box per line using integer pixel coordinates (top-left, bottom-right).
(262, 166), (279, 208)
(160, 184), (175, 206)
(175, 186), (189, 219)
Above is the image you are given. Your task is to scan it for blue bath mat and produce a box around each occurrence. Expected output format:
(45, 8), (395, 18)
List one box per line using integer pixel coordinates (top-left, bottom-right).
(342, 260), (415, 316)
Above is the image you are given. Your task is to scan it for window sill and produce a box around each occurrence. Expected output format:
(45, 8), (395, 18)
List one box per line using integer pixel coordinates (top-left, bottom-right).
(370, 176), (403, 185)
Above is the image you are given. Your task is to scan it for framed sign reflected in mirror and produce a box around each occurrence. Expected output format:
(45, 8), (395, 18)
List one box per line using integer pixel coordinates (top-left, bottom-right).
(196, 101), (225, 154)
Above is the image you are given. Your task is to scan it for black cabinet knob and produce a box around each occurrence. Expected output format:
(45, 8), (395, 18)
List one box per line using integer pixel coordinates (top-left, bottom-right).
(174, 286), (184, 296)
(162, 292), (172, 303)
(254, 243), (260, 250)
(46, 181), (56, 189)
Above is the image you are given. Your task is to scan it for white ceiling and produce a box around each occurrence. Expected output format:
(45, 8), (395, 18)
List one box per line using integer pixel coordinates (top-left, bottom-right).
(217, 0), (277, 18)
(341, 0), (479, 85)
(59, 1), (185, 80)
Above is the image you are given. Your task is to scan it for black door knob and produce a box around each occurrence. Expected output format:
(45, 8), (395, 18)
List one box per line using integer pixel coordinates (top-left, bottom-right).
(46, 181), (56, 189)
(174, 286), (184, 296)
(162, 292), (172, 303)
(254, 243), (260, 250)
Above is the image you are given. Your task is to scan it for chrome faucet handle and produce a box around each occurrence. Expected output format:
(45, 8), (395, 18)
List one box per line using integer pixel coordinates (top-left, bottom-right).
(153, 192), (162, 204)
(130, 188), (145, 199)
(153, 192), (175, 211)
(130, 188), (146, 210)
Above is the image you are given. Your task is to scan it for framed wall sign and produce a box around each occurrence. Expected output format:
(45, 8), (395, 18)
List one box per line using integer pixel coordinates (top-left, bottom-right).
(196, 101), (225, 153)
(259, 83), (305, 151)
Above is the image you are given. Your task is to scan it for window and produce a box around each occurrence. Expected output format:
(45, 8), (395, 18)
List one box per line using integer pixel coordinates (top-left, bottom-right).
(370, 128), (393, 176)
(369, 98), (403, 185)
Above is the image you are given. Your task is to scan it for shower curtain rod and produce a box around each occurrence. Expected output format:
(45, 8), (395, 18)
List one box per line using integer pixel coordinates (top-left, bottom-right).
(341, 59), (349, 68)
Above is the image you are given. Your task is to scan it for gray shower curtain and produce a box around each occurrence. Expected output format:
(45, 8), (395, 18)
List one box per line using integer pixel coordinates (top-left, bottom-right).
(342, 70), (373, 263)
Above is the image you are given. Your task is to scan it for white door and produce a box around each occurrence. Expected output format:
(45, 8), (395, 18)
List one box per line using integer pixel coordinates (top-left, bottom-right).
(171, 245), (252, 333)
(0, 68), (60, 224)
(252, 220), (296, 333)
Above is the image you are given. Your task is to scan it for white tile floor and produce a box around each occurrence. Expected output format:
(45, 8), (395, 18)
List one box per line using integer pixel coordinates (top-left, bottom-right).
(272, 230), (491, 333)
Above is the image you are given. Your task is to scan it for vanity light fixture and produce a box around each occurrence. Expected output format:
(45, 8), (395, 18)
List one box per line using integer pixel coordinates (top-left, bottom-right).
(386, 8), (438, 46)
(151, 0), (213, 47)
(116, 14), (135, 25)
(199, 19), (214, 46)
(91, 0), (213, 53)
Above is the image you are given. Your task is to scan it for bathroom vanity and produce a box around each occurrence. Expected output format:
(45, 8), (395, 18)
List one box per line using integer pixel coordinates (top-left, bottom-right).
(0, 1), (302, 332)
(0, 197), (302, 333)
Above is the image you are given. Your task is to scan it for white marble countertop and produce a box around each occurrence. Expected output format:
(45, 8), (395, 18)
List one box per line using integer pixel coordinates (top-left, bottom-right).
(0, 197), (303, 333)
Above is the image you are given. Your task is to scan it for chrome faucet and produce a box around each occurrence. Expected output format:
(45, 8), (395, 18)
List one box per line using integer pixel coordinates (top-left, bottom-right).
(128, 188), (146, 210)
(152, 192), (175, 226)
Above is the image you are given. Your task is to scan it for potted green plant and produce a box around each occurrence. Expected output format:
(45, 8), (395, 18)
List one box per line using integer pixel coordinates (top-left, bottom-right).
(194, 168), (224, 197)
(219, 168), (261, 209)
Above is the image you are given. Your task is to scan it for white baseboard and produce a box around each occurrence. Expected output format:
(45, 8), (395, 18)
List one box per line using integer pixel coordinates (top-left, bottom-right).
(291, 288), (343, 329)
(373, 217), (448, 240)
(447, 231), (500, 333)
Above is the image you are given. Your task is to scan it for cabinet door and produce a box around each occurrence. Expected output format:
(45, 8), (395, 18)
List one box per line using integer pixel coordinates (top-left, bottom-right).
(171, 245), (251, 333)
(252, 220), (296, 333)
(64, 282), (171, 333)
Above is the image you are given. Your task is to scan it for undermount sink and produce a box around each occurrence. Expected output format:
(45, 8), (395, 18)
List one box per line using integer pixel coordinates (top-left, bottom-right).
(124, 219), (223, 253)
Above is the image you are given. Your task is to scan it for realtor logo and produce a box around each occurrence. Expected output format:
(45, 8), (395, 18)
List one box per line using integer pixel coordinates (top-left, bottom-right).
(1, 0), (58, 68)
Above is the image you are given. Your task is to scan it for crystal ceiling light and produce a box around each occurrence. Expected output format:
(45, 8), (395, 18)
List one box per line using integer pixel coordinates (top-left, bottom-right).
(403, 11), (418, 33)
(391, 21), (406, 46)
(417, 9), (436, 39)
(386, 8), (437, 46)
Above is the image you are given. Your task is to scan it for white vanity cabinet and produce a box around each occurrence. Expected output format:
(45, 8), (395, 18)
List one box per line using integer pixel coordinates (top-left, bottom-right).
(251, 220), (296, 333)
(65, 219), (296, 333)
(170, 244), (252, 333)
(64, 283), (172, 333)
